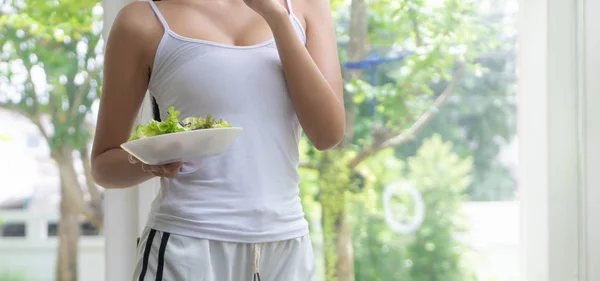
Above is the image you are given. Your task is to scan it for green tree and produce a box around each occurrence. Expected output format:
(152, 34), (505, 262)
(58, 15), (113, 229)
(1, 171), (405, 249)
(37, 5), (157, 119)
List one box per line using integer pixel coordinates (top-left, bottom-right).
(300, 0), (491, 280)
(0, 1), (104, 280)
(350, 149), (410, 281)
(349, 135), (474, 281)
(394, 18), (517, 202)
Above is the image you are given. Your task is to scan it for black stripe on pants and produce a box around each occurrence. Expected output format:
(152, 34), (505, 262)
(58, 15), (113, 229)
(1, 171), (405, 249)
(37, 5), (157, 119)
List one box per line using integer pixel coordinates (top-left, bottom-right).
(138, 229), (171, 281)
(139, 229), (157, 281)
(155, 232), (171, 281)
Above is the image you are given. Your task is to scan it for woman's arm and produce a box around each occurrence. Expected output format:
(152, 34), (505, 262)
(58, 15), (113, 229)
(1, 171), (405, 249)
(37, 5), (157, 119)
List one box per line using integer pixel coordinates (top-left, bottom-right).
(263, 0), (345, 151)
(91, 3), (164, 189)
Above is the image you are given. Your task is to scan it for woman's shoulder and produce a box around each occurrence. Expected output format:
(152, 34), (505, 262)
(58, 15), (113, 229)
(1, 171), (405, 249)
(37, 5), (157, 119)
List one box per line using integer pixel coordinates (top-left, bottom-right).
(289, 0), (328, 25)
(108, 1), (165, 58)
(113, 1), (163, 35)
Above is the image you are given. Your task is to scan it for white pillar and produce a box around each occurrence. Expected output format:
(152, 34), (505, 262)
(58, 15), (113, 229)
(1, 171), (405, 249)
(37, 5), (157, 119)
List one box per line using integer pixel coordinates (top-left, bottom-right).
(103, 188), (139, 281)
(518, 0), (581, 280)
(102, 1), (160, 280)
(583, 0), (600, 278)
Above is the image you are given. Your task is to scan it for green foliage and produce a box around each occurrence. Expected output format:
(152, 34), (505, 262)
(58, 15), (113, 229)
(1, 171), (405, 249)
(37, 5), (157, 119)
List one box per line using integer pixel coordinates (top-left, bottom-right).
(0, 0), (103, 154)
(405, 135), (474, 281)
(0, 272), (28, 281)
(350, 135), (474, 281)
(340, 0), (491, 147)
(350, 150), (409, 281)
(394, 17), (517, 201)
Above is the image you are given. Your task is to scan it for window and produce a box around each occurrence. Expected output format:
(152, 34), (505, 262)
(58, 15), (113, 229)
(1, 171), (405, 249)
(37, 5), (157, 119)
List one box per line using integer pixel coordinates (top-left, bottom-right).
(0, 0), (596, 280)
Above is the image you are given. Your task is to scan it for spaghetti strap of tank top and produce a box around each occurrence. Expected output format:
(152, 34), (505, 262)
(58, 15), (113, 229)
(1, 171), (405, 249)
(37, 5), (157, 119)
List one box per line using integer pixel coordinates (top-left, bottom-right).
(147, 0), (170, 32)
(285, 0), (294, 14)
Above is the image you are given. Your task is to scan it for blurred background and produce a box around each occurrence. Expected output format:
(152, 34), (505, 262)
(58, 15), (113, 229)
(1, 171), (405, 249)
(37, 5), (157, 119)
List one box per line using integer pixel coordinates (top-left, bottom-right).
(0, 0), (539, 280)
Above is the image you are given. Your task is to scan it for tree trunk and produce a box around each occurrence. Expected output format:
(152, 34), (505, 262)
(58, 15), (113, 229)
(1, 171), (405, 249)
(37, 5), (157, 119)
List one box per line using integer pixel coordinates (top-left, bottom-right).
(335, 213), (355, 281)
(323, 0), (370, 280)
(319, 151), (354, 281)
(54, 148), (83, 281)
(347, 0), (369, 64)
(340, 0), (369, 148)
(321, 210), (356, 281)
(79, 146), (103, 231)
(321, 199), (356, 281)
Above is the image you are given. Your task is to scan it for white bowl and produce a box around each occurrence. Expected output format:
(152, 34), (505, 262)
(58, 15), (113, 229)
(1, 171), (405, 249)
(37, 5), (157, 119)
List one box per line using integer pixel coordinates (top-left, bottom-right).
(120, 127), (242, 165)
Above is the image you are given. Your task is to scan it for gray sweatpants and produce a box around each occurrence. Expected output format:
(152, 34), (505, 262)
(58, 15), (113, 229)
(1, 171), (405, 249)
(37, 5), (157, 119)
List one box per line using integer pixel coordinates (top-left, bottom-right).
(132, 227), (317, 281)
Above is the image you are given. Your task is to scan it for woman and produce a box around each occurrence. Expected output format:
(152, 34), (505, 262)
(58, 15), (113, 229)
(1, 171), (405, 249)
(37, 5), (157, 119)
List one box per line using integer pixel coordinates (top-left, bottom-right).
(91, 0), (344, 279)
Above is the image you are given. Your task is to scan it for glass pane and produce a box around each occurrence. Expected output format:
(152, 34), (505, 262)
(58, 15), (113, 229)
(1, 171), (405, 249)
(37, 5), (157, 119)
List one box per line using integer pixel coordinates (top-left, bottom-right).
(298, 0), (519, 280)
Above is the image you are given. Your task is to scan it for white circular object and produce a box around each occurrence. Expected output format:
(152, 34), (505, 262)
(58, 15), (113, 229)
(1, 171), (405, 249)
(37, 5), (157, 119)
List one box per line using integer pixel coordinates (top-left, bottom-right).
(382, 181), (425, 234)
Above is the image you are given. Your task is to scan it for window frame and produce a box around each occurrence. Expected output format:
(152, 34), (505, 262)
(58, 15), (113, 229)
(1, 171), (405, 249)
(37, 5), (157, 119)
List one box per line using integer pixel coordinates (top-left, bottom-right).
(582, 0), (599, 279)
(517, 0), (595, 280)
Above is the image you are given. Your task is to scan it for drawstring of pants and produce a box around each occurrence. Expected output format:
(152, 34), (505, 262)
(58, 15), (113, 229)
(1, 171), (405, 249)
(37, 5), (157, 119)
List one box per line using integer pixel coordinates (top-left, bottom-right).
(253, 243), (262, 281)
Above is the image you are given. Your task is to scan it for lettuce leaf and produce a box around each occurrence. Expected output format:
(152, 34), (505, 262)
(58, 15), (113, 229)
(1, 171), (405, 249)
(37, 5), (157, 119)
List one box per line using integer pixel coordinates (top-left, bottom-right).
(128, 107), (232, 141)
(128, 106), (187, 141)
(181, 114), (233, 130)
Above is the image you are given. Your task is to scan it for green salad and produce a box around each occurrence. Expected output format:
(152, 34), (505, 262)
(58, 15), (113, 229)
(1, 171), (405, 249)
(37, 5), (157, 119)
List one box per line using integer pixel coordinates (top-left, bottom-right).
(128, 106), (232, 141)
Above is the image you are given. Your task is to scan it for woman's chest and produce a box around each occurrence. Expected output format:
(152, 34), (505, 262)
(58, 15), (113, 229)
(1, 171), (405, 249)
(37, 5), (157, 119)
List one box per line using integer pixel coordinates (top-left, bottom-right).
(151, 47), (295, 121)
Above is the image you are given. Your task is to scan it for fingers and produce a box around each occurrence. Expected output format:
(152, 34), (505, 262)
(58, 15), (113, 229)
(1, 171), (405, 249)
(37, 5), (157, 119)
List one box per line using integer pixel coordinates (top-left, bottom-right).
(159, 162), (183, 178)
(128, 152), (183, 178)
(140, 163), (157, 174)
(140, 161), (183, 178)
(163, 162), (184, 171)
(141, 163), (165, 177)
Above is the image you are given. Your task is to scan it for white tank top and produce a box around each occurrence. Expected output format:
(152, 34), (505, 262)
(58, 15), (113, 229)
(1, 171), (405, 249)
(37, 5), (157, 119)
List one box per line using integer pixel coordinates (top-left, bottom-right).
(143, 0), (309, 243)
